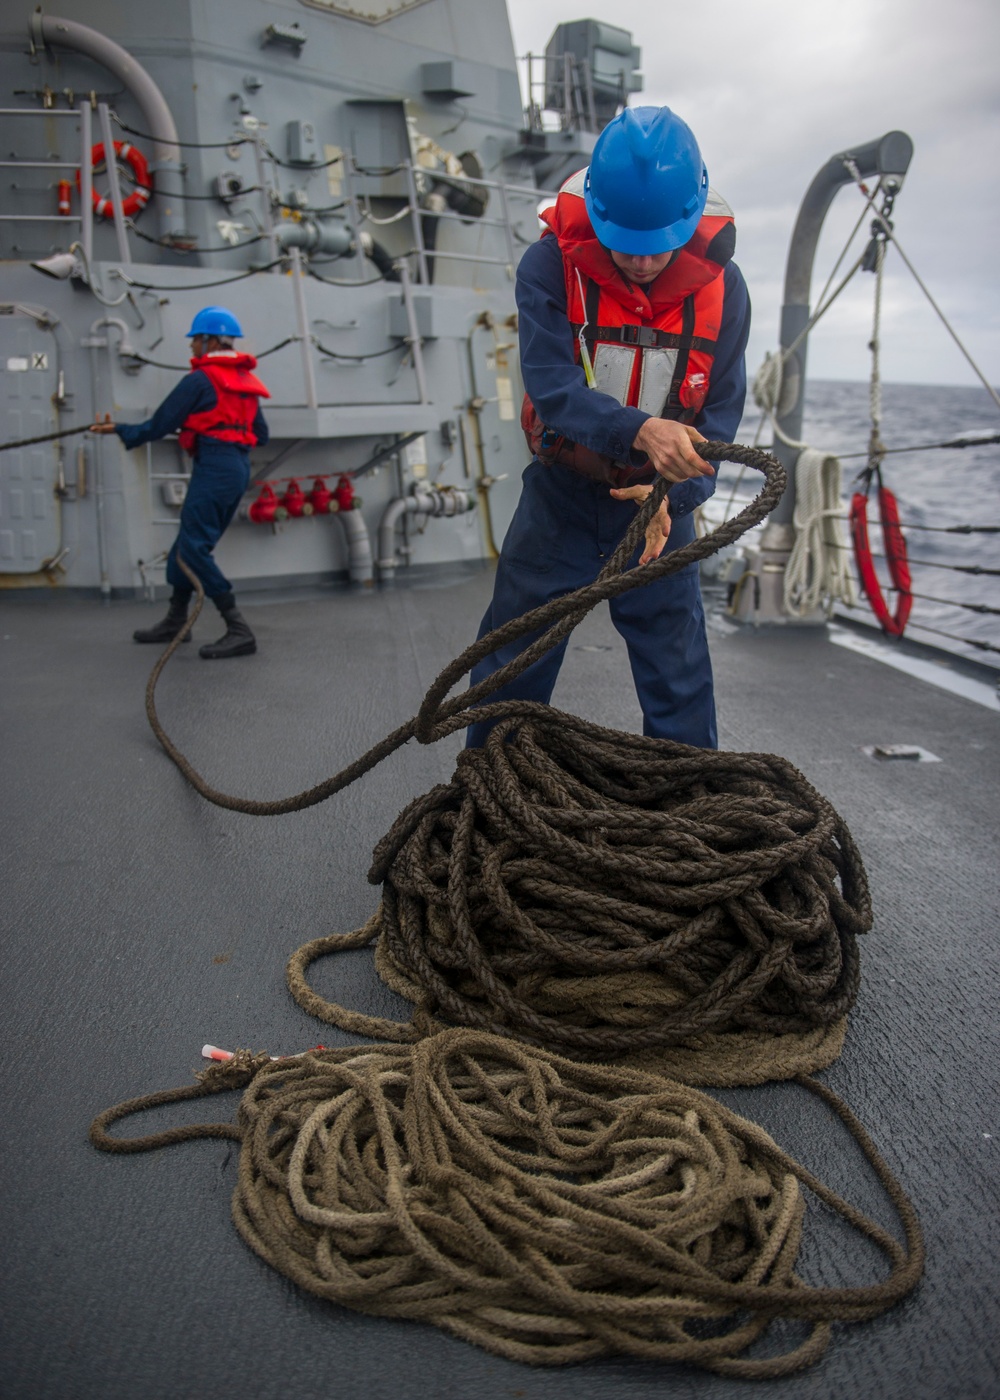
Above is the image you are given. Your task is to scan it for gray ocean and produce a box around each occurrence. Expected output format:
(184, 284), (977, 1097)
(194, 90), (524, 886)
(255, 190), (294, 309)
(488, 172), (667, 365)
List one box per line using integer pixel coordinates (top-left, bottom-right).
(719, 380), (1000, 669)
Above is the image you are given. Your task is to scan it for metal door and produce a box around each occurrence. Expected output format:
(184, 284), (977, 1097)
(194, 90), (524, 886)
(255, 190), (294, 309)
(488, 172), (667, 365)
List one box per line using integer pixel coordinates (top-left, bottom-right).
(0, 311), (60, 571)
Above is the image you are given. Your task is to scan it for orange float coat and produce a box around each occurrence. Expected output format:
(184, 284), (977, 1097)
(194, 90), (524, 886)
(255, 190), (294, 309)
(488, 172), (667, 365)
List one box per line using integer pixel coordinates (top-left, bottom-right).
(178, 353), (271, 456)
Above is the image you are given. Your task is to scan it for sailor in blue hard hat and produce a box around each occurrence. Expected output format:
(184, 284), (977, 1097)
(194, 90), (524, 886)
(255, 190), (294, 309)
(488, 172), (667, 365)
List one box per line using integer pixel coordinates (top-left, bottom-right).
(467, 105), (750, 749)
(92, 306), (270, 658)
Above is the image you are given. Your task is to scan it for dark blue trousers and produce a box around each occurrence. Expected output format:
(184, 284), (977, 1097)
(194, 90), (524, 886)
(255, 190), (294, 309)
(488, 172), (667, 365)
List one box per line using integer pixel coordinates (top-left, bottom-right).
(166, 440), (250, 600)
(466, 461), (716, 749)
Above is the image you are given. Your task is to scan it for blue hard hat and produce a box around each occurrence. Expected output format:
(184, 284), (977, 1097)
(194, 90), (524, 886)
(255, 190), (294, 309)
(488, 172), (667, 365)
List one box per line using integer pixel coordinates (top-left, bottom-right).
(186, 306), (244, 338)
(584, 107), (709, 255)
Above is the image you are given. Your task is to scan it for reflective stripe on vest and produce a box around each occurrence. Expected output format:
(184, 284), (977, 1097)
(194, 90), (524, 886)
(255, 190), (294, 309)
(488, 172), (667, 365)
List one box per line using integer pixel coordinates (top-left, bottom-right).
(569, 257), (723, 422)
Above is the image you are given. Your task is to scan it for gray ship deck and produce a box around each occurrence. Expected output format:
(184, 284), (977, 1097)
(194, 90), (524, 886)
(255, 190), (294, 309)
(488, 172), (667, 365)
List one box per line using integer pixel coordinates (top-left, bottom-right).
(2, 568), (998, 1400)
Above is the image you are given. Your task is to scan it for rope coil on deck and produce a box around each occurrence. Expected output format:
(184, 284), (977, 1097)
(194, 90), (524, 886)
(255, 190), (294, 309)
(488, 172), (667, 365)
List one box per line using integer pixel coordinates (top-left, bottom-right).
(155, 442), (872, 1080)
(90, 1030), (923, 1378)
(288, 710), (870, 1084)
(90, 438), (923, 1371)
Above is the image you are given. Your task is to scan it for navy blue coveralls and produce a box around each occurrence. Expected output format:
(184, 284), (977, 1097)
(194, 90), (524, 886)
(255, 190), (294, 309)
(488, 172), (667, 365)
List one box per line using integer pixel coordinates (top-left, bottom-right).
(466, 235), (750, 750)
(115, 368), (269, 600)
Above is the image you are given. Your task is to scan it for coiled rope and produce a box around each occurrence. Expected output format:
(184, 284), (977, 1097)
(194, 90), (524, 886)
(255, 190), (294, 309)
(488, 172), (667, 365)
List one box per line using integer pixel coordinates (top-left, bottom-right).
(287, 712), (870, 1085)
(785, 448), (856, 617)
(91, 439), (924, 1372)
(90, 1029), (923, 1377)
(151, 444), (869, 1084)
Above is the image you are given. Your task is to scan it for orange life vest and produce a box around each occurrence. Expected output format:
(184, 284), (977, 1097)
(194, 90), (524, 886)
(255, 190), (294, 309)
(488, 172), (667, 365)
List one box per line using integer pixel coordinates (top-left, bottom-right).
(178, 352), (271, 456)
(521, 169), (736, 485)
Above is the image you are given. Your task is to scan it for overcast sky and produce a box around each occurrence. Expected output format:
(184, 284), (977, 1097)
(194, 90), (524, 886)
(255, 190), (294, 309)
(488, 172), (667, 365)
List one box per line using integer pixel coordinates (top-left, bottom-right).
(505, 0), (1000, 390)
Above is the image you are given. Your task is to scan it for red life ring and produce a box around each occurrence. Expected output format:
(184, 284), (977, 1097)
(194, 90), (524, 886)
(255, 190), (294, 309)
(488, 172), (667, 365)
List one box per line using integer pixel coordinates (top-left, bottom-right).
(76, 141), (152, 220)
(849, 483), (913, 637)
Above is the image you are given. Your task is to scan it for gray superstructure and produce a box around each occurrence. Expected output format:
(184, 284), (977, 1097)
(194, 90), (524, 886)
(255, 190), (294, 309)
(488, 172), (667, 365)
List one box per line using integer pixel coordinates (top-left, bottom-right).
(0, 1), (626, 595)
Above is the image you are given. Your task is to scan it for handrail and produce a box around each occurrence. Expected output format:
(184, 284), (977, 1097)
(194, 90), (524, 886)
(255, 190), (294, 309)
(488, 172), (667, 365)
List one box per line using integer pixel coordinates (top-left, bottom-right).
(342, 153), (552, 286)
(0, 100), (95, 256)
(96, 101), (131, 263)
(419, 249), (511, 268)
(1, 108), (550, 280)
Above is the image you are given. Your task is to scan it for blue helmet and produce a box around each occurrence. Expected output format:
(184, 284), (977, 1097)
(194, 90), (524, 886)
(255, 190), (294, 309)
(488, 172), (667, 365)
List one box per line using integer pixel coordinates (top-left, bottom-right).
(186, 306), (244, 338)
(584, 107), (709, 255)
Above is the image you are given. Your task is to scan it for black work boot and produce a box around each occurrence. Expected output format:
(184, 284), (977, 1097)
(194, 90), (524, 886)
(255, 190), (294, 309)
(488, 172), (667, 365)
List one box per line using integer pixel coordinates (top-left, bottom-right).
(199, 592), (256, 660)
(133, 592), (192, 644)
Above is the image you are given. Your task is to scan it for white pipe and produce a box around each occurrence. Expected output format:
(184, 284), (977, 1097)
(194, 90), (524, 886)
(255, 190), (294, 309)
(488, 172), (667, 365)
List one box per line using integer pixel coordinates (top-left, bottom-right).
(396, 261), (429, 405)
(34, 14), (188, 239)
(251, 133), (279, 265)
(87, 344), (111, 600)
(90, 314), (138, 359)
(288, 247), (318, 410)
(377, 498), (411, 573)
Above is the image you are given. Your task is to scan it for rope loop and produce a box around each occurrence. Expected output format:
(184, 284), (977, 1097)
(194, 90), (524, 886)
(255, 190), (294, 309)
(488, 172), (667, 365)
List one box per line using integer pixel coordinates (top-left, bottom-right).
(150, 440), (785, 816)
(88, 1050), (272, 1154)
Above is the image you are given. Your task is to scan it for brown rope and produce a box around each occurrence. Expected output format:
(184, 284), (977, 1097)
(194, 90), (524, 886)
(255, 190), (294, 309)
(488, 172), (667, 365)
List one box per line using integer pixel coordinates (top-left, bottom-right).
(145, 442), (785, 815)
(89, 1050), (272, 1153)
(145, 441), (867, 1082)
(0, 423), (92, 454)
(95, 441), (924, 1372)
(285, 711), (870, 1081)
(89, 1029), (923, 1376)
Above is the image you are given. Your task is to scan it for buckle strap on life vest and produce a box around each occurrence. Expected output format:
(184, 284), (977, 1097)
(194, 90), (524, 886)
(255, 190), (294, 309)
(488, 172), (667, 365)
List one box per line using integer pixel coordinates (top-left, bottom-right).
(569, 322), (717, 353)
(668, 295), (697, 413)
(574, 272), (703, 416)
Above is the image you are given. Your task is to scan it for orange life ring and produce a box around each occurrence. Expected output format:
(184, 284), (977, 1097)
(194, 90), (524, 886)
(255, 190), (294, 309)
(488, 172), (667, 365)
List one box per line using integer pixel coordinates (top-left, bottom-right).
(849, 481), (913, 637)
(76, 141), (152, 220)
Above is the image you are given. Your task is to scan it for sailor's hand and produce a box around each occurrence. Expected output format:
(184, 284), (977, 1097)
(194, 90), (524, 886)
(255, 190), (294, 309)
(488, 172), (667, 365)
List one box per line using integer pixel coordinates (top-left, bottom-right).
(632, 419), (713, 484)
(90, 413), (117, 435)
(609, 483), (672, 564)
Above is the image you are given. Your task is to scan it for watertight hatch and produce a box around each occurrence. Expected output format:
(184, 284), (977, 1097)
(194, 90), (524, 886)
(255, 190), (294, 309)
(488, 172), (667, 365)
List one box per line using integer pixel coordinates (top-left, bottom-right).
(0, 312), (59, 571)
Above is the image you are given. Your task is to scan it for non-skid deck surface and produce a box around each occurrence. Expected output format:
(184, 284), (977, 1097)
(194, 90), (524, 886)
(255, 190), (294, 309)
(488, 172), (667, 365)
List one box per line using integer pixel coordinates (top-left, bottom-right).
(2, 570), (997, 1400)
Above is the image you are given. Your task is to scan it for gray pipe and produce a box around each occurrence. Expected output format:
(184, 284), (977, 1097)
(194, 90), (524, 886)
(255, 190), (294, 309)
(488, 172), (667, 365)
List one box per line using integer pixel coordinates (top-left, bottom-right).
(275, 219), (353, 257)
(336, 507), (374, 587)
(767, 131), (913, 529)
(32, 14), (188, 241)
(90, 314), (137, 359)
(378, 497), (412, 574)
(378, 486), (476, 577)
(87, 342), (111, 600)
